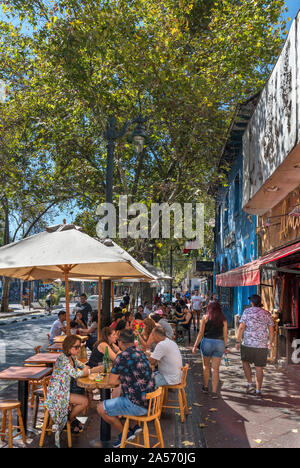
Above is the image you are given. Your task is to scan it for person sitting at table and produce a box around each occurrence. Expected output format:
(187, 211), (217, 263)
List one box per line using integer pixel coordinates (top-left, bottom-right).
(110, 313), (123, 330)
(77, 312), (98, 351)
(115, 320), (126, 340)
(124, 311), (133, 329)
(70, 321), (78, 335)
(173, 305), (185, 323)
(149, 327), (183, 387)
(175, 305), (193, 343)
(86, 327), (121, 369)
(97, 329), (156, 448)
(74, 310), (86, 329)
(151, 312), (174, 340)
(49, 310), (67, 345)
(45, 335), (102, 447)
(143, 302), (152, 318)
(75, 293), (92, 327)
(113, 306), (122, 318)
(138, 317), (156, 350)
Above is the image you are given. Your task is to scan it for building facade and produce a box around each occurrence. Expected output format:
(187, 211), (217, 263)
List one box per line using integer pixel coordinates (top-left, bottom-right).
(217, 11), (300, 363)
(214, 98), (259, 327)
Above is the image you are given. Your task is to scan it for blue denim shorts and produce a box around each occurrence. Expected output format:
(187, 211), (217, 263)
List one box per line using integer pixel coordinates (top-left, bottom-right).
(154, 371), (169, 387)
(200, 338), (225, 358)
(103, 397), (148, 417)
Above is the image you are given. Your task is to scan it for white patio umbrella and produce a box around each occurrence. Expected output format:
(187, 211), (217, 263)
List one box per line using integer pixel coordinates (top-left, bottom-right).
(140, 260), (172, 281)
(0, 224), (155, 334)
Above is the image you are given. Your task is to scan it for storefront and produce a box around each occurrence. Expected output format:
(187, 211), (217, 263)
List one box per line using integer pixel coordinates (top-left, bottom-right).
(257, 186), (300, 363)
(216, 189), (300, 364)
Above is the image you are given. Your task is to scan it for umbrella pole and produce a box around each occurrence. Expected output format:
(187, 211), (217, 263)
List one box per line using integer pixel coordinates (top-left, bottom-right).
(98, 278), (102, 340)
(65, 270), (70, 335)
(111, 281), (114, 312)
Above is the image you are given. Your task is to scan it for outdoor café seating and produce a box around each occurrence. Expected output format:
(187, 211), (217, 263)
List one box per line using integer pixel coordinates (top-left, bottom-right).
(160, 364), (189, 423)
(0, 400), (26, 449)
(120, 387), (164, 449)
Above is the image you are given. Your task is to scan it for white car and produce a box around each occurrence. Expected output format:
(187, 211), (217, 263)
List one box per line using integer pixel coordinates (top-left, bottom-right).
(87, 295), (121, 311)
(87, 295), (99, 311)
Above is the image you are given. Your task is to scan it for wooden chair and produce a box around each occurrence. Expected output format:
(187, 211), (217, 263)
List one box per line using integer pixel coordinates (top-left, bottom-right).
(39, 409), (72, 448)
(32, 376), (51, 429)
(0, 401), (26, 448)
(161, 364), (189, 423)
(120, 387), (164, 448)
(25, 346), (47, 409)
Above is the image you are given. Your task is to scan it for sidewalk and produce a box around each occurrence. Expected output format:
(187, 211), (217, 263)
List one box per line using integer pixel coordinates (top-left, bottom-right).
(194, 340), (300, 448)
(0, 330), (299, 448)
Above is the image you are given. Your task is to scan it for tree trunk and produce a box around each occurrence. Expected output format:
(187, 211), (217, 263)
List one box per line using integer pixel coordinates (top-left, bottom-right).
(130, 283), (139, 313)
(0, 207), (10, 313)
(0, 277), (10, 313)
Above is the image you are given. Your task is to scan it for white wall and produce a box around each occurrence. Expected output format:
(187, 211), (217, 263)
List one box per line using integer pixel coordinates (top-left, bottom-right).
(243, 12), (299, 209)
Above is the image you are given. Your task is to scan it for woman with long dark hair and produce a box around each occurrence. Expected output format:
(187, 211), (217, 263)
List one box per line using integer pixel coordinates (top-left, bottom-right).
(192, 301), (228, 398)
(87, 327), (120, 369)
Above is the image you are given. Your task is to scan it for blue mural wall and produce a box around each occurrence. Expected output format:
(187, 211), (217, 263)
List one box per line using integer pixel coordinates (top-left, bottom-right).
(214, 148), (257, 326)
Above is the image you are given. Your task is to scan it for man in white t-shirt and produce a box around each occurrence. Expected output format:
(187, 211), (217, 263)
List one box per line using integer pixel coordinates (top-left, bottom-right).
(191, 290), (203, 332)
(149, 327), (182, 387)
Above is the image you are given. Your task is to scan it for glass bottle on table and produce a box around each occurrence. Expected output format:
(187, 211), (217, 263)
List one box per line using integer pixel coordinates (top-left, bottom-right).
(103, 345), (111, 374)
(136, 331), (142, 350)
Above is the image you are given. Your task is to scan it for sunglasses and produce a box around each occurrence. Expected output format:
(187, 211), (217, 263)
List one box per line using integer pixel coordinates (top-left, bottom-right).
(72, 345), (81, 350)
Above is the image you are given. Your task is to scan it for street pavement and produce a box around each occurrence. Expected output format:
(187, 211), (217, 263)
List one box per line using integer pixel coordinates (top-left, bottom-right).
(0, 312), (54, 394)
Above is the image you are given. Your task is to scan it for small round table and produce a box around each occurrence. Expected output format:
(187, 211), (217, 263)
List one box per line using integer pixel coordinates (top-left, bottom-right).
(77, 374), (118, 447)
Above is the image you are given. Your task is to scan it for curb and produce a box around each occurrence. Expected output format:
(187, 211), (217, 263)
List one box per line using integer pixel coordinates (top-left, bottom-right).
(0, 309), (49, 321)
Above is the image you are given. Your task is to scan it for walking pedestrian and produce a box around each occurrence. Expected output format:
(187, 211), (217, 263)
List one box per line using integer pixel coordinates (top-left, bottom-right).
(192, 301), (228, 398)
(236, 294), (275, 397)
(191, 290), (203, 331)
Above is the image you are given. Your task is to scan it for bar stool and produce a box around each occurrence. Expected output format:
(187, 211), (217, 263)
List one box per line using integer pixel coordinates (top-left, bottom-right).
(161, 364), (189, 423)
(39, 409), (72, 448)
(0, 401), (26, 448)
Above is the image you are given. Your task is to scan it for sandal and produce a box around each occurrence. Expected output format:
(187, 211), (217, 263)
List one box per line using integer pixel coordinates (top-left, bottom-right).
(70, 420), (83, 434)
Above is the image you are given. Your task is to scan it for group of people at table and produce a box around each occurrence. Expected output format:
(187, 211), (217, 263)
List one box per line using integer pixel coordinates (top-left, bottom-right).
(46, 294), (201, 448)
(45, 291), (229, 448)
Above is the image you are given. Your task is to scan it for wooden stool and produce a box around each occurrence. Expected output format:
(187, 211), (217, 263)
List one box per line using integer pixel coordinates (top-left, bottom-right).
(120, 388), (164, 448)
(39, 409), (72, 448)
(161, 364), (189, 423)
(0, 401), (26, 448)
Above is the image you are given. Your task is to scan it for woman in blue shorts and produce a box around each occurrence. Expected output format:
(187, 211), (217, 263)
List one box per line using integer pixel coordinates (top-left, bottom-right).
(192, 301), (228, 399)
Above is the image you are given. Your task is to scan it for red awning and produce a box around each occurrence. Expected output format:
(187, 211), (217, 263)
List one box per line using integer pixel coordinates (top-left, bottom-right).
(216, 240), (300, 287)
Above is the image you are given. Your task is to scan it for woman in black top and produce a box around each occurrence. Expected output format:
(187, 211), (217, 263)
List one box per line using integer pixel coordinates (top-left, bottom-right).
(87, 327), (120, 369)
(192, 302), (228, 398)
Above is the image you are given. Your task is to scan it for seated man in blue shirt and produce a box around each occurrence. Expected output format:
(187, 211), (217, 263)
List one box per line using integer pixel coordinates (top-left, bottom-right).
(97, 329), (156, 448)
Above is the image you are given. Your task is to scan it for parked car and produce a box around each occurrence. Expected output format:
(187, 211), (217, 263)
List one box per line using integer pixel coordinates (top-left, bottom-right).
(87, 295), (121, 312)
(87, 295), (99, 311)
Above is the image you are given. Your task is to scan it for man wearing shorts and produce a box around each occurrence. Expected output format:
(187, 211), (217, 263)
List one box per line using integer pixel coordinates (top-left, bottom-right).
(97, 329), (156, 447)
(191, 290), (203, 331)
(236, 294), (275, 397)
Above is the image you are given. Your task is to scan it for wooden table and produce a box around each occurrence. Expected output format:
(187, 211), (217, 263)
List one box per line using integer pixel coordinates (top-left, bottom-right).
(77, 374), (118, 447)
(47, 343), (63, 352)
(0, 366), (52, 432)
(53, 335), (88, 343)
(53, 335), (66, 343)
(24, 353), (61, 366)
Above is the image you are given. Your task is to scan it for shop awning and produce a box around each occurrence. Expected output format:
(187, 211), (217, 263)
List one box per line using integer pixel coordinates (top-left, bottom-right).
(216, 240), (300, 287)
